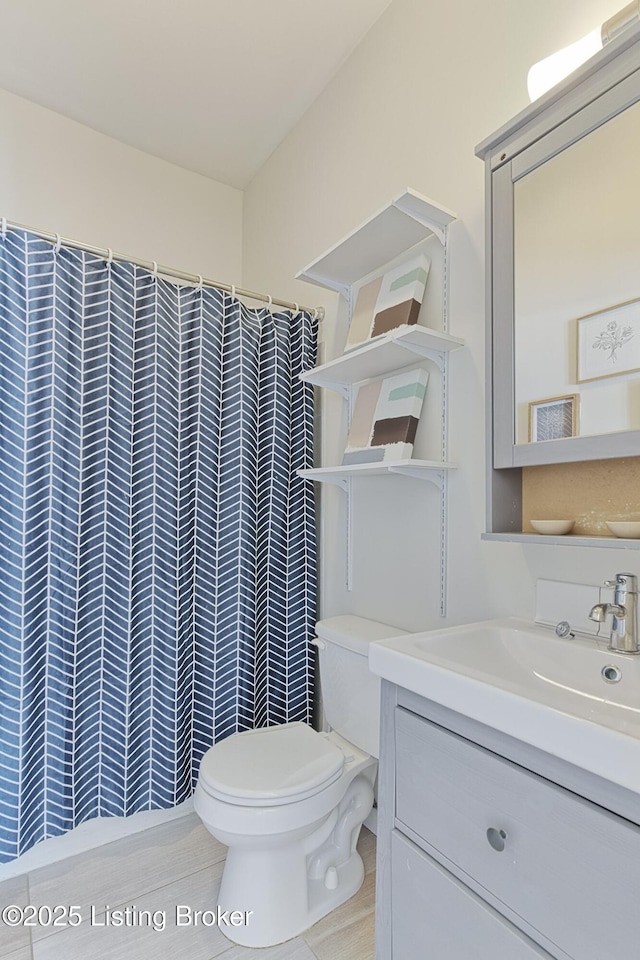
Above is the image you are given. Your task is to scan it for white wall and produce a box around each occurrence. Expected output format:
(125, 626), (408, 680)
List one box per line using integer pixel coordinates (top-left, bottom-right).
(243, 0), (639, 633)
(0, 88), (243, 282)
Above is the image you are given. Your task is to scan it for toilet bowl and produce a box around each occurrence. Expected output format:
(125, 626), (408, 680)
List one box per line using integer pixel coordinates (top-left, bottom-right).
(194, 615), (408, 948)
(194, 723), (376, 947)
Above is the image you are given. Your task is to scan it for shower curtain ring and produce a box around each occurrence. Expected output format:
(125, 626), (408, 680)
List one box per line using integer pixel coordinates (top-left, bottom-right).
(106, 248), (114, 267)
(152, 261), (158, 278)
(54, 234), (62, 255)
(231, 284), (236, 299)
(293, 302), (299, 314)
(266, 295), (272, 312)
(196, 274), (204, 289)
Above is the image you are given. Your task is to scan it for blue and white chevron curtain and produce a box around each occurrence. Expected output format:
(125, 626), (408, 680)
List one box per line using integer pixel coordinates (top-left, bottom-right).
(0, 228), (318, 862)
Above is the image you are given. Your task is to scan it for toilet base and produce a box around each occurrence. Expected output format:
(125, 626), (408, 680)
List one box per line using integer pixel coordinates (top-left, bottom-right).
(217, 827), (367, 948)
(307, 843), (365, 926)
(209, 765), (375, 948)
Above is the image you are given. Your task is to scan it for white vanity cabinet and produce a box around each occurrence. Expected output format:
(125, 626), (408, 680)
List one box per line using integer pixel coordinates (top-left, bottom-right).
(391, 833), (548, 959)
(376, 682), (640, 960)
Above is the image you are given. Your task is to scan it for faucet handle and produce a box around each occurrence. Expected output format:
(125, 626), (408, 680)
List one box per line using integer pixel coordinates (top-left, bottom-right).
(605, 573), (638, 591)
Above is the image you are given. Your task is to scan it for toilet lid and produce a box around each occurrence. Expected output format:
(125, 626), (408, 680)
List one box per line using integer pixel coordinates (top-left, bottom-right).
(199, 722), (345, 805)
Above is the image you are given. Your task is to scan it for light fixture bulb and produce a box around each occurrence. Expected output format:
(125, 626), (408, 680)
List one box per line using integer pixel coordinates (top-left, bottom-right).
(527, 28), (603, 101)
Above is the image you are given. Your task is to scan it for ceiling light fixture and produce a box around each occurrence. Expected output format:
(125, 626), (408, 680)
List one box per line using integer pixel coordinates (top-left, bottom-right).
(527, 1), (640, 101)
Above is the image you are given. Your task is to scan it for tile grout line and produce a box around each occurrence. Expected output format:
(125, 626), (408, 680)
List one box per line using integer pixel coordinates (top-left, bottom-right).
(23, 821), (224, 889)
(301, 938), (322, 960)
(19, 819), (374, 959)
(27, 861), (226, 947)
(26, 869), (33, 960)
(12, 814), (221, 891)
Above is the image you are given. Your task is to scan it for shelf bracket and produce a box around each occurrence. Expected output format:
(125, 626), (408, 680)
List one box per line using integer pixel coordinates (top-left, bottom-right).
(319, 382), (351, 400)
(428, 224), (447, 246)
(394, 341), (446, 373)
(317, 475), (351, 492)
(298, 270), (351, 299)
(393, 201), (448, 247)
(388, 466), (446, 490)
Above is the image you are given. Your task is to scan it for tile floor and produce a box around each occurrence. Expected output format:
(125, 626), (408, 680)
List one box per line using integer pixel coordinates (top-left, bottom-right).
(0, 815), (376, 960)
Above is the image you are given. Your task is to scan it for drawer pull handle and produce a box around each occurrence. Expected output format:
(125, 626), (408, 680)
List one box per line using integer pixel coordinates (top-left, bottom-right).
(486, 827), (507, 852)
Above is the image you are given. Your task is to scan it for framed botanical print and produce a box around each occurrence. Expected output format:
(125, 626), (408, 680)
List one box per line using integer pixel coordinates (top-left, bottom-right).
(577, 299), (640, 382)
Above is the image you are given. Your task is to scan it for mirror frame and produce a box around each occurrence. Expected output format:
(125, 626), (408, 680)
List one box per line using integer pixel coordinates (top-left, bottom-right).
(477, 23), (640, 468)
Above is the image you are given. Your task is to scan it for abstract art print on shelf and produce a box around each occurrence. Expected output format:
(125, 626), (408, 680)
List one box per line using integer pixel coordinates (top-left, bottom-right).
(528, 394), (578, 442)
(342, 368), (429, 465)
(345, 252), (431, 350)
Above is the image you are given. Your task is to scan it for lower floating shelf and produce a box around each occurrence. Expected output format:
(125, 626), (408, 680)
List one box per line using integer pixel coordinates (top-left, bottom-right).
(298, 459), (456, 490)
(482, 532), (640, 549)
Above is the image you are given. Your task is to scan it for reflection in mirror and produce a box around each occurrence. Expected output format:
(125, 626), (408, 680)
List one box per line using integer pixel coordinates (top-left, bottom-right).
(514, 98), (640, 444)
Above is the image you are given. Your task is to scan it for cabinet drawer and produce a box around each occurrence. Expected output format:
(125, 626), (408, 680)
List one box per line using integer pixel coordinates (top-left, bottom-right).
(395, 707), (640, 960)
(391, 830), (549, 959)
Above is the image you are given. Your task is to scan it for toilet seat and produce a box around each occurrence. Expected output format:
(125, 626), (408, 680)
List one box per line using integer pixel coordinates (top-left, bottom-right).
(198, 722), (345, 806)
(193, 614), (403, 948)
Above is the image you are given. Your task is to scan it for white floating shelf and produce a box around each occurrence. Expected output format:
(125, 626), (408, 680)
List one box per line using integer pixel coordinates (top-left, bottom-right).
(296, 189), (457, 296)
(482, 532), (640, 549)
(300, 324), (464, 395)
(298, 460), (456, 491)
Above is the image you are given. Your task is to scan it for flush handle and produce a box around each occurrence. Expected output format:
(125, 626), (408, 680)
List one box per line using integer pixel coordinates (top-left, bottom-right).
(486, 827), (507, 852)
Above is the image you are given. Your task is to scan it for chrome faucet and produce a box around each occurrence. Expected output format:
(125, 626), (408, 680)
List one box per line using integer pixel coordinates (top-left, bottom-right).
(589, 572), (639, 654)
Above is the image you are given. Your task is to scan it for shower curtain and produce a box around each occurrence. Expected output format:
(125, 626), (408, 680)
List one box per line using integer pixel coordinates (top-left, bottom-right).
(0, 228), (318, 862)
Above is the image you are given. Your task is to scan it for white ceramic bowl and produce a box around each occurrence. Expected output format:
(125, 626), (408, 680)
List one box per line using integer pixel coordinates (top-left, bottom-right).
(530, 519), (574, 535)
(606, 521), (640, 539)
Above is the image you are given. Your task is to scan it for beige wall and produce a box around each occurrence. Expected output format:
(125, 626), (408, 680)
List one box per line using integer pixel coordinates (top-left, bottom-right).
(243, 0), (638, 632)
(0, 88), (243, 282)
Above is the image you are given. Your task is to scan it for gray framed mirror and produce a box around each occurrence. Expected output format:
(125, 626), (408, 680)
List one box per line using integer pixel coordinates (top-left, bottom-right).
(478, 23), (640, 469)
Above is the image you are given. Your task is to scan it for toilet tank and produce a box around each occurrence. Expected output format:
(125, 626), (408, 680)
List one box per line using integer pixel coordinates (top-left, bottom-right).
(314, 615), (409, 759)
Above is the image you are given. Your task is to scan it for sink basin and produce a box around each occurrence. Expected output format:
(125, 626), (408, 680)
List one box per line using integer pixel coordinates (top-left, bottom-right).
(368, 617), (640, 794)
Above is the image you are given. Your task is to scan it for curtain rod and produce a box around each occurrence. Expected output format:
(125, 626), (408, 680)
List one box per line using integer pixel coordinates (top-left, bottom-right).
(0, 217), (325, 321)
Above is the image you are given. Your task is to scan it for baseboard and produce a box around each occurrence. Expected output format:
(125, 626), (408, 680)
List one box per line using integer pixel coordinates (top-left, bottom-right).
(0, 798), (194, 881)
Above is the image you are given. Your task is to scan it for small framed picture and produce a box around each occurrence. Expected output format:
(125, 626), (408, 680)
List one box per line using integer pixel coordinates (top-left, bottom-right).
(577, 298), (640, 382)
(528, 394), (578, 443)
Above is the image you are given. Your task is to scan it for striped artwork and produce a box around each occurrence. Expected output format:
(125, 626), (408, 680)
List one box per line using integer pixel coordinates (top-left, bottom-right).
(0, 228), (318, 863)
(342, 367), (429, 464)
(346, 252), (430, 349)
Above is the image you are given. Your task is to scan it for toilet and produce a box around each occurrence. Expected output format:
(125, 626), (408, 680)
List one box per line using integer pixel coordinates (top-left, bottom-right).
(193, 614), (407, 948)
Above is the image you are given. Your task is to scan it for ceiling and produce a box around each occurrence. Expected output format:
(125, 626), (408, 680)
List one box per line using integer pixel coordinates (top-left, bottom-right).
(0, 0), (392, 188)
